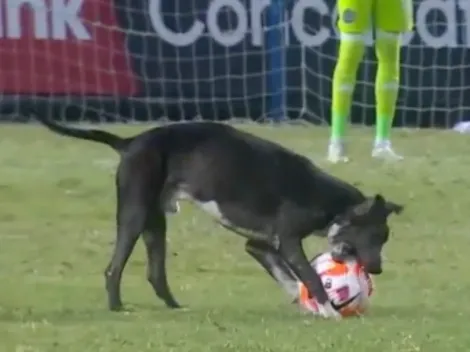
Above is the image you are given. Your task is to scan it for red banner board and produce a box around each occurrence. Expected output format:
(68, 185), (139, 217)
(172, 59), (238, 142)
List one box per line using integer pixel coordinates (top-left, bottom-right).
(0, 0), (138, 94)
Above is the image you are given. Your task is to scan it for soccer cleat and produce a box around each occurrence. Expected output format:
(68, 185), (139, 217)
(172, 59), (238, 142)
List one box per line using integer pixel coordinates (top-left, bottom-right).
(371, 141), (403, 161)
(327, 141), (349, 163)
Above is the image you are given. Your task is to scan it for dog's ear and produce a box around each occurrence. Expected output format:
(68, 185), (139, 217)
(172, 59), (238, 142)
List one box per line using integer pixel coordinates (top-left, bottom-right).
(369, 194), (404, 218)
(384, 201), (404, 216)
(344, 194), (398, 224)
(347, 197), (380, 224)
(333, 194), (401, 227)
(370, 194), (386, 211)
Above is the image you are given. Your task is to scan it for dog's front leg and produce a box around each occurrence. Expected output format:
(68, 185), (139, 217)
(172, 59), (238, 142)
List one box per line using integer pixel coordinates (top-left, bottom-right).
(245, 240), (299, 300)
(279, 238), (341, 320)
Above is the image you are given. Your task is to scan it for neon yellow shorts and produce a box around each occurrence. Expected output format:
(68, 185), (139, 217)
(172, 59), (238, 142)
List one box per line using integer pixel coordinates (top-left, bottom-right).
(337, 0), (413, 33)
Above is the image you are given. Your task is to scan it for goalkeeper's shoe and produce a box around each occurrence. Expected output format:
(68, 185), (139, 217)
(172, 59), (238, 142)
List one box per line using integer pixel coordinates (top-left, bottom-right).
(372, 141), (403, 161)
(327, 141), (349, 163)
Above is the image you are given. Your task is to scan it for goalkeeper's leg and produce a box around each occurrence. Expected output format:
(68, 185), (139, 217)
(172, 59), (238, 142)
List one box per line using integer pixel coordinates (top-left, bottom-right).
(372, 31), (403, 160)
(372, 0), (413, 160)
(328, 35), (365, 163)
(328, 0), (372, 163)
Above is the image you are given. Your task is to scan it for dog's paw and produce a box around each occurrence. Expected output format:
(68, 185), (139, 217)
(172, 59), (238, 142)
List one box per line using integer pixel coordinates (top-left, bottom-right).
(108, 303), (125, 312)
(179, 305), (191, 312)
(317, 302), (342, 320)
(166, 300), (184, 309)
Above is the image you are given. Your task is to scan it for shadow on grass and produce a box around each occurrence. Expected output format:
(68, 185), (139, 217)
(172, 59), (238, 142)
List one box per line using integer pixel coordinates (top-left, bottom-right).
(0, 302), (458, 326)
(0, 302), (313, 325)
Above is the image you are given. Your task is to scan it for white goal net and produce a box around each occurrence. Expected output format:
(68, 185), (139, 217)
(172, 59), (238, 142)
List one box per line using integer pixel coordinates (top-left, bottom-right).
(0, 0), (469, 128)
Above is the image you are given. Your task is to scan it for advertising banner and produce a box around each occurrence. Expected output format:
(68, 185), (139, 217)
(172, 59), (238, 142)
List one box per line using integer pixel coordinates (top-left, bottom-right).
(0, 0), (469, 127)
(0, 0), (137, 94)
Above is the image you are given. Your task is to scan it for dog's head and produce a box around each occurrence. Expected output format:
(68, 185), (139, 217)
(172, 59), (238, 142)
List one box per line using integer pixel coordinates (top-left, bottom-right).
(327, 194), (404, 275)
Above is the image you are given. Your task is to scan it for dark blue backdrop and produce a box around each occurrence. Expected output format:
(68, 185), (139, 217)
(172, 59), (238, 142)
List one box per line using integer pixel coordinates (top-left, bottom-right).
(1, 0), (470, 127)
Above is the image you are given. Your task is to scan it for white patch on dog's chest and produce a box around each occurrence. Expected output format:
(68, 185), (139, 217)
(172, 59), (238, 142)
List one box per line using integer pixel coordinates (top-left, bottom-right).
(194, 200), (224, 219)
(327, 223), (342, 238)
(172, 190), (225, 221)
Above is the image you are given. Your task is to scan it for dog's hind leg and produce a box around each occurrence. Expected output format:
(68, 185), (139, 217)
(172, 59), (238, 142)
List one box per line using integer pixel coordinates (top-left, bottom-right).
(142, 211), (181, 308)
(245, 240), (299, 300)
(105, 158), (159, 311)
(105, 195), (145, 311)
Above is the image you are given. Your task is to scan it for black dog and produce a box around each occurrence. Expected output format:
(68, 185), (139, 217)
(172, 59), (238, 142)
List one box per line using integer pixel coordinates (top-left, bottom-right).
(34, 117), (403, 319)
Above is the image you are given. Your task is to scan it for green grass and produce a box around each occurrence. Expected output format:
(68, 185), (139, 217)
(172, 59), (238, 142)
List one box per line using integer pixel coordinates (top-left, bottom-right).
(1, 123), (470, 352)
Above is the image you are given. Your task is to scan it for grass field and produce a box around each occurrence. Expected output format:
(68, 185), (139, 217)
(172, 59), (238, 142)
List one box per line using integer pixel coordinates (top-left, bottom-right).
(1, 123), (470, 352)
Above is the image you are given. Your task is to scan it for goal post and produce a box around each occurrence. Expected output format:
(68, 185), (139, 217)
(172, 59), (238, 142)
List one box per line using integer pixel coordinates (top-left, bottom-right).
(0, 0), (470, 128)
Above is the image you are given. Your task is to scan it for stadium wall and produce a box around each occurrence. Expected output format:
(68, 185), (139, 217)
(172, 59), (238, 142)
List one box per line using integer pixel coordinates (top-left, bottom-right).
(0, 0), (469, 127)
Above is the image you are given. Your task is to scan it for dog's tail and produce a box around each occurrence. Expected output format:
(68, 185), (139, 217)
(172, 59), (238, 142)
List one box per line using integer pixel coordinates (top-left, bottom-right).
(32, 111), (130, 152)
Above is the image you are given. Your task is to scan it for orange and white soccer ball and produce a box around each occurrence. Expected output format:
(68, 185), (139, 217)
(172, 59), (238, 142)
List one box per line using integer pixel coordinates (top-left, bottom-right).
(298, 252), (374, 317)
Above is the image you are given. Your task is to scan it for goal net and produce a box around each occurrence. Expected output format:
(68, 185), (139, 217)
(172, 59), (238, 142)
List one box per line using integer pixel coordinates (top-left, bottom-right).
(0, 0), (469, 128)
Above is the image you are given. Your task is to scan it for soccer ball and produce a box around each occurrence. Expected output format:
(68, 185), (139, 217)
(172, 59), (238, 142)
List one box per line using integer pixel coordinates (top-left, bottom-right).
(298, 252), (374, 317)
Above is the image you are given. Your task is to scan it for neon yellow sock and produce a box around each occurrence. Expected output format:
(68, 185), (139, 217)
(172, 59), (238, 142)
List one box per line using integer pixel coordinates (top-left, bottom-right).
(331, 36), (365, 142)
(375, 32), (401, 142)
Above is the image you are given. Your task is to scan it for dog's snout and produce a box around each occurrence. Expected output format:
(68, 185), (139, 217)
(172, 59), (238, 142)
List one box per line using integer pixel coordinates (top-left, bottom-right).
(363, 257), (383, 274)
(360, 255), (383, 275)
(367, 266), (382, 275)
(357, 248), (383, 276)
